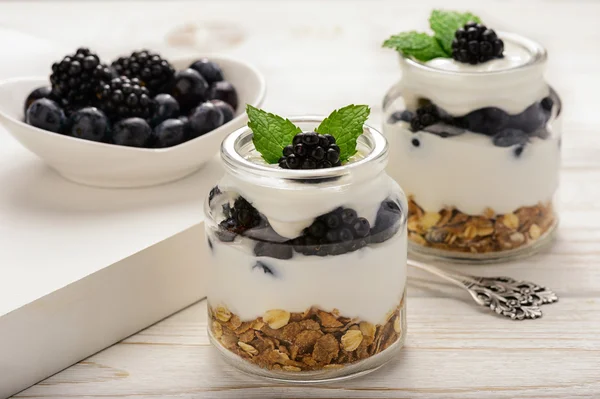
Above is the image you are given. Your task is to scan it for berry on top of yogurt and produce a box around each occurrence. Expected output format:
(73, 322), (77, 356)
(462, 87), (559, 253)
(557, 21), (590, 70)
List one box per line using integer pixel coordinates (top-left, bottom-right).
(451, 22), (504, 64)
(247, 104), (370, 169)
(383, 9), (503, 63)
(279, 132), (341, 169)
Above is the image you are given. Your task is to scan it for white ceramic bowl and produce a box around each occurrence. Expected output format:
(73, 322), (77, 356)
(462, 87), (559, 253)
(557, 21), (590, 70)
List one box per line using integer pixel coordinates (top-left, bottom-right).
(0, 55), (266, 188)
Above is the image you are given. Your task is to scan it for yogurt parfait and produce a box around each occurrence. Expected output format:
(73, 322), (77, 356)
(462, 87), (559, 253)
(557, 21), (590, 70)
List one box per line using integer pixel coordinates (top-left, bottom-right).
(382, 10), (561, 261)
(205, 105), (407, 381)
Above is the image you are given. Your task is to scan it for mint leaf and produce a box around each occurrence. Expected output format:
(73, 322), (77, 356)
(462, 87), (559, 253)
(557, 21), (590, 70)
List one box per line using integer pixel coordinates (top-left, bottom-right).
(247, 105), (301, 164)
(429, 9), (482, 55)
(382, 31), (448, 62)
(316, 104), (370, 162)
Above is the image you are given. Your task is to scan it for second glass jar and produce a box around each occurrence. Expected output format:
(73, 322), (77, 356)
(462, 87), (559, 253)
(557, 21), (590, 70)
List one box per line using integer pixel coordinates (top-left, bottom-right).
(382, 33), (561, 262)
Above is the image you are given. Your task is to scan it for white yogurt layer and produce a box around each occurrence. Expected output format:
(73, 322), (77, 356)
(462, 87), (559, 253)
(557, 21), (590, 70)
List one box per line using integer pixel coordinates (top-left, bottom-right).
(207, 229), (407, 325)
(218, 159), (397, 239)
(425, 39), (531, 73)
(398, 34), (549, 116)
(385, 123), (560, 215)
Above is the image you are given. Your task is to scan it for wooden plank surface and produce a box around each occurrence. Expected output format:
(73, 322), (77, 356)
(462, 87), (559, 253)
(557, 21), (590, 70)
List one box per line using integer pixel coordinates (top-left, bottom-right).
(3, 0), (599, 398)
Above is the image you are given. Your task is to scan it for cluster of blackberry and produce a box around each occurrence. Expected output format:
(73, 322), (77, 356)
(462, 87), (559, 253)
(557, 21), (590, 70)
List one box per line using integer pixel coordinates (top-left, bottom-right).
(451, 22), (504, 65)
(50, 48), (114, 106)
(111, 50), (175, 95)
(25, 48), (238, 149)
(279, 132), (341, 170)
(216, 197), (261, 242)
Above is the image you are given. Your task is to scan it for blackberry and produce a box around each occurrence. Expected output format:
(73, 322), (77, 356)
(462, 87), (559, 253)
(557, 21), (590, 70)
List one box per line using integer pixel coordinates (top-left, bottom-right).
(111, 50), (175, 95)
(293, 207), (371, 256)
(50, 48), (113, 105)
(452, 22), (504, 65)
(409, 104), (440, 132)
(279, 132), (341, 170)
(216, 196), (261, 242)
(96, 76), (154, 121)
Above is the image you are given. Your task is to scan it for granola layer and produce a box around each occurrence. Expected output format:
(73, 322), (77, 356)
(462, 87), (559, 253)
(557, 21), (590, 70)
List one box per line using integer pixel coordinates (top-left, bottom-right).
(208, 296), (405, 372)
(407, 197), (555, 253)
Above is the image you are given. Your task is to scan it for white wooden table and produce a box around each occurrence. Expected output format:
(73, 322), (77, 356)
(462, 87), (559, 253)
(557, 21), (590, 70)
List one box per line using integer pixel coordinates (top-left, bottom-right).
(4, 1), (600, 398)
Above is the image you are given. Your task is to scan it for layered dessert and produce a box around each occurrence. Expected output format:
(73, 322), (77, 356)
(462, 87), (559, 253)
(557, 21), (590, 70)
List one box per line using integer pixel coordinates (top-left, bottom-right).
(382, 10), (560, 258)
(205, 106), (407, 379)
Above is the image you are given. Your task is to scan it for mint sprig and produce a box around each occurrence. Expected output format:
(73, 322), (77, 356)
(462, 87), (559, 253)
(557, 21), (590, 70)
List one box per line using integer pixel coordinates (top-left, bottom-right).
(247, 104), (370, 165)
(316, 105), (370, 162)
(430, 10), (482, 55)
(382, 31), (448, 62)
(247, 105), (301, 164)
(382, 9), (482, 62)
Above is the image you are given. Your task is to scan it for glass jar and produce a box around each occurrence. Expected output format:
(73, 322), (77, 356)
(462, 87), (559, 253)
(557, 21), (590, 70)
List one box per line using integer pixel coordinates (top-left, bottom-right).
(382, 33), (561, 262)
(204, 117), (407, 382)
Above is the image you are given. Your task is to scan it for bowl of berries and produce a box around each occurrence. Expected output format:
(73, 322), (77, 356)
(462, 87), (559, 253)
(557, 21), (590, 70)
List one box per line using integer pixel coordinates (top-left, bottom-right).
(0, 48), (266, 188)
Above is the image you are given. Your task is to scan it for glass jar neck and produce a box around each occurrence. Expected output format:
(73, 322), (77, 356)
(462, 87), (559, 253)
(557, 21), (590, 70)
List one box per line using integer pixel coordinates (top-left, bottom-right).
(220, 117), (389, 190)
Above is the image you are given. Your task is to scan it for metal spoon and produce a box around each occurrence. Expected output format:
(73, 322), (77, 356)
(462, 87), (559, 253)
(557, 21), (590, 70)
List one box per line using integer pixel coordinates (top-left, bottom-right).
(408, 259), (559, 320)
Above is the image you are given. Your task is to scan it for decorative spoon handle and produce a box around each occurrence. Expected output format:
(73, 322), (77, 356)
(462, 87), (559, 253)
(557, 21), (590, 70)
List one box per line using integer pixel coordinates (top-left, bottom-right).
(407, 259), (558, 320)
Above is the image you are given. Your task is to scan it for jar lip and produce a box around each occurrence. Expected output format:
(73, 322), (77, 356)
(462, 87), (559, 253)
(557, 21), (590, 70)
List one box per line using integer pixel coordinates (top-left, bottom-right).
(221, 116), (388, 180)
(403, 32), (547, 76)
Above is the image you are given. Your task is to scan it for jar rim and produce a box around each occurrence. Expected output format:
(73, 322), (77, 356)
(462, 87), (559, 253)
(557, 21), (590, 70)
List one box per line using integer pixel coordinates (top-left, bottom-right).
(221, 116), (388, 181)
(403, 32), (547, 76)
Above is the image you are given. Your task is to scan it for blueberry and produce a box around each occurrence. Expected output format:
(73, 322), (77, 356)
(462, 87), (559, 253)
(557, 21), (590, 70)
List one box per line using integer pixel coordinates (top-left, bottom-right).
(371, 200), (402, 243)
(150, 94), (180, 126)
(325, 213), (341, 229)
(209, 99), (235, 123)
(188, 102), (224, 139)
(309, 221), (327, 238)
(541, 97), (553, 112)
(152, 119), (187, 148)
(459, 107), (510, 135)
(68, 107), (110, 142)
(169, 68), (209, 113)
(341, 208), (357, 224)
(208, 80), (238, 110)
(492, 128), (528, 147)
(509, 103), (549, 133)
(339, 228), (354, 242)
(26, 98), (66, 133)
(24, 86), (54, 116)
(353, 218), (370, 238)
(514, 145), (525, 158)
(254, 241), (293, 260)
(112, 117), (152, 147)
(189, 59), (224, 85)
